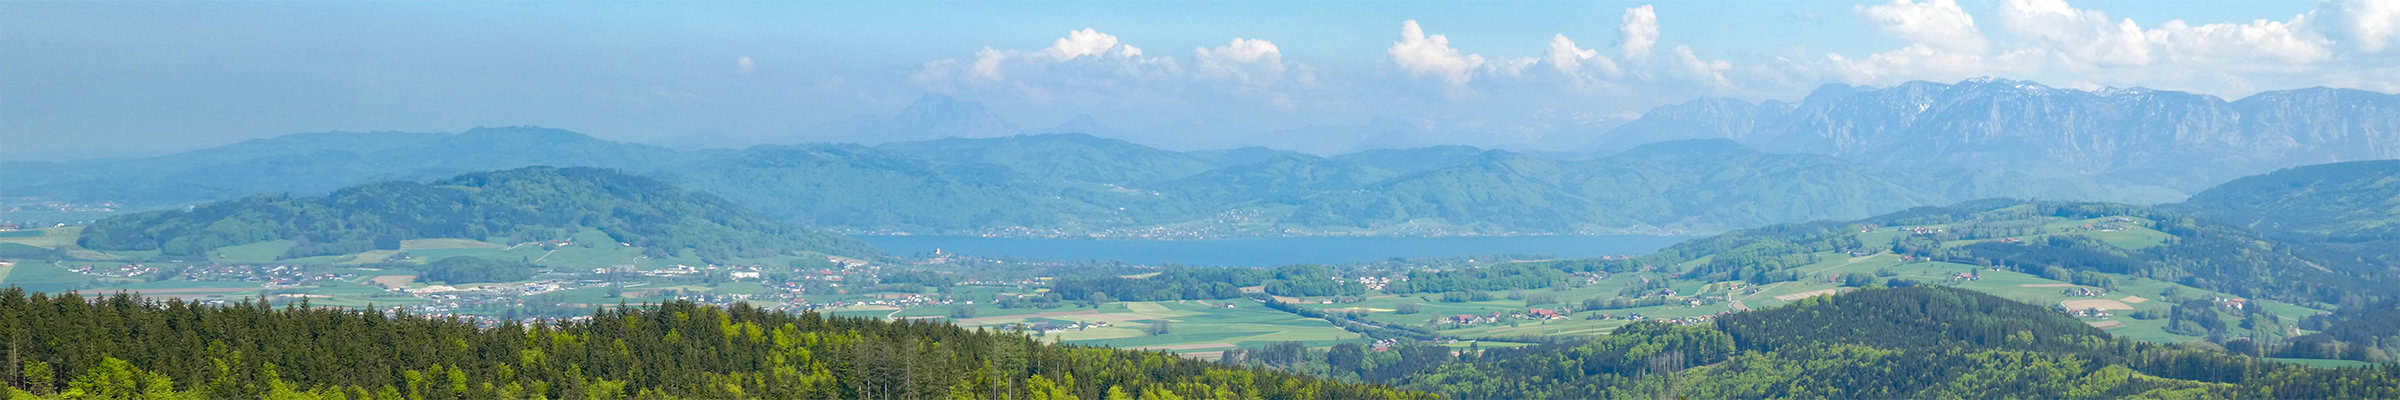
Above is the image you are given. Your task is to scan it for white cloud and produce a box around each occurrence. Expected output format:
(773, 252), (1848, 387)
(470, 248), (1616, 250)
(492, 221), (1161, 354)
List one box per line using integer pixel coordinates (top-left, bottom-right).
(1859, 0), (1985, 53)
(1826, 0), (2347, 93)
(1046, 28), (1126, 60)
(914, 29), (1315, 114)
(736, 56), (756, 74)
(969, 47), (1008, 80)
(1620, 5), (1660, 59)
(1196, 38), (1289, 87)
(1830, 0), (2010, 84)
(1998, 0), (2157, 67)
(2317, 0), (2400, 53)
(1996, 0), (2332, 72)
(932, 28), (1171, 83)
(1674, 46), (1733, 88)
(1546, 34), (1621, 78)
(1389, 20), (1490, 85)
(2146, 17), (2331, 68)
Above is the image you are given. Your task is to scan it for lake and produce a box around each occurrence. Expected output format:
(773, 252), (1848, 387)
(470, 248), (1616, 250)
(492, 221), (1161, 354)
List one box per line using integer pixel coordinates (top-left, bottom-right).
(854, 235), (1689, 266)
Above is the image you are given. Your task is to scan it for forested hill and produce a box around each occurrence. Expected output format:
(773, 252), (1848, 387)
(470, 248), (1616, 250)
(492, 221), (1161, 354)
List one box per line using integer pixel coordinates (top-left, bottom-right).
(1636, 198), (2398, 307)
(0, 289), (1428, 399)
(1396, 287), (2399, 399)
(73, 166), (877, 262)
(0, 126), (2210, 238)
(2176, 159), (2400, 240)
(0, 127), (682, 206)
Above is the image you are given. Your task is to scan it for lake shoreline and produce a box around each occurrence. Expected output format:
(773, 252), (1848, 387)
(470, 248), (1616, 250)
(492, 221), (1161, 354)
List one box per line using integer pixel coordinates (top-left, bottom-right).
(855, 235), (1691, 266)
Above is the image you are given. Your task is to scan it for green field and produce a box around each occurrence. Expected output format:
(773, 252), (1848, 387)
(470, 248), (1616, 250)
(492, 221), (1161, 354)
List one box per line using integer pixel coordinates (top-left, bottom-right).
(0, 260), (93, 293)
(211, 240), (297, 263)
(932, 300), (1360, 358)
(0, 227), (81, 248)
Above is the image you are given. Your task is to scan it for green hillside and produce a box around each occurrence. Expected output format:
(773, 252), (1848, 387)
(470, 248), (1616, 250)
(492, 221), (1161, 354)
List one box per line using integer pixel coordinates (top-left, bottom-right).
(2178, 159), (2400, 240)
(1641, 199), (2395, 307)
(1202, 193), (2386, 354)
(1382, 287), (2399, 399)
(876, 133), (1218, 184)
(74, 167), (875, 263)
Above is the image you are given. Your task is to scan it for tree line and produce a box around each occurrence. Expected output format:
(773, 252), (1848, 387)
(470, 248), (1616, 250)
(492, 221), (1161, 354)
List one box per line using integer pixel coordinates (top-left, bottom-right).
(0, 288), (1428, 399)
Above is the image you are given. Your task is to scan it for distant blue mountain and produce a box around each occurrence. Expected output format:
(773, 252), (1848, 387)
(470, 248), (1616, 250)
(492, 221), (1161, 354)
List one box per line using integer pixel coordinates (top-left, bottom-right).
(1605, 78), (2400, 196)
(14, 78), (2395, 237)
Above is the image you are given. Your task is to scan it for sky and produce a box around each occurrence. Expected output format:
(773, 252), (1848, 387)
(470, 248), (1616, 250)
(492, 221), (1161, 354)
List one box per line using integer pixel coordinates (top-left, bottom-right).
(4, 0), (2397, 160)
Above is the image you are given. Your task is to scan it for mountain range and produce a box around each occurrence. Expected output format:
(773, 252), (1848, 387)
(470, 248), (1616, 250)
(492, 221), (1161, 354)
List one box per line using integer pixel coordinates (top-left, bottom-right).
(8, 78), (2397, 238)
(1604, 78), (2400, 194)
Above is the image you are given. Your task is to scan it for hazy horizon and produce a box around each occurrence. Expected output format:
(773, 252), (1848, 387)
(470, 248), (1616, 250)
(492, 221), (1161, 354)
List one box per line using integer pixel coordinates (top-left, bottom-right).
(8, 0), (2399, 161)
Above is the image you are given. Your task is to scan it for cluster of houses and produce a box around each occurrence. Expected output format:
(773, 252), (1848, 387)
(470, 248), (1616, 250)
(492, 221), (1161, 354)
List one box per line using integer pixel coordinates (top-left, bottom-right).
(2063, 306), (2112, 317)
(1574, 271), (1610, 285)
(402, 279), (577, 296)
(1446, 307), (1572, 325)
(2213, 296), (2249, 311)
(1026, 319), (1112, 332)
(66, 263), (158, 279)
(172, 264), (341, 286)
(1353, 276), (1394, 291)
(2062, 287), (2106, 297)
(601, 264), (768, 280)
(8, 201), (119, 215)
(761, 292), (960, 316)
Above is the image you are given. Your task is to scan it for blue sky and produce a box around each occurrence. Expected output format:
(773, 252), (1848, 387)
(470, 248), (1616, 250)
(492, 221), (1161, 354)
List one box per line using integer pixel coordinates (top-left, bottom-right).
(4, 1), (2394, 159)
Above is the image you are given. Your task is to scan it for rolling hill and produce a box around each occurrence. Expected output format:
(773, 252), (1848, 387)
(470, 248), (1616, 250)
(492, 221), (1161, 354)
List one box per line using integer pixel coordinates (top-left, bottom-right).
(1392, 287), (2397, 399)
(73, 166), (874, 263)
(0, 126), (686, 207)
(11, 77), (2397, 238)
(2176, 159), (2400, 240)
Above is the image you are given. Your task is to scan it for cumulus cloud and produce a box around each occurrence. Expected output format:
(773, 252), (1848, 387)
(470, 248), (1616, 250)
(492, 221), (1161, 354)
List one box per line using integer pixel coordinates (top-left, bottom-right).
(1860, 0), (1985, 53)
(1546, 34), (1620, 78)
(1827, 0), (2351, 93)
(1389, 20), (1490, 85)
(1620, 5), (1660, 59)
(927, 28), (1174, 83)
(1385, 20), (1542, 87)
(1196, 38), (1289, 87)
(1047, 28), (1137, 60)
(1831, 0), (2011, 83)
(914, 28), (1318, 114)
(1998, 0), (2159, 67)
(2316, 0), (2400, 53)
(1387, 8), (1748, 94)
(1994, 0), (2332, 72)
(2146, 17), (2332, 68)
(1674, 46), (1733, 88)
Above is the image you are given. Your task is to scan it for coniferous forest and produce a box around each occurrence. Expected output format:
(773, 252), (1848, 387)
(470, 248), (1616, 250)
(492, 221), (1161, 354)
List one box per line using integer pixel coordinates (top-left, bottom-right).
(0, 289), (1428, 399)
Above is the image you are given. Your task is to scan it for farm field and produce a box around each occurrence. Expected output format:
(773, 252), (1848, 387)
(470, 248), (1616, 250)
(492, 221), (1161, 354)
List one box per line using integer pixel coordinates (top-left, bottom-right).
(0, 261), (93, 293)
(0, 227), (81, 248)
(940, 300), (1361, 358)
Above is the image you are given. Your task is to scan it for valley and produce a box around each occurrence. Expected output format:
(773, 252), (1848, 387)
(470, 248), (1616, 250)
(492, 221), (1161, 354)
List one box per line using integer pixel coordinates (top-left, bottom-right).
(16, 2), (2400, 396)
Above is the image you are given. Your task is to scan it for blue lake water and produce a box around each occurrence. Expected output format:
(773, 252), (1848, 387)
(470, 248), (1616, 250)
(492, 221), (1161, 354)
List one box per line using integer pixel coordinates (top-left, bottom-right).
(854, 235), (1689, 266)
